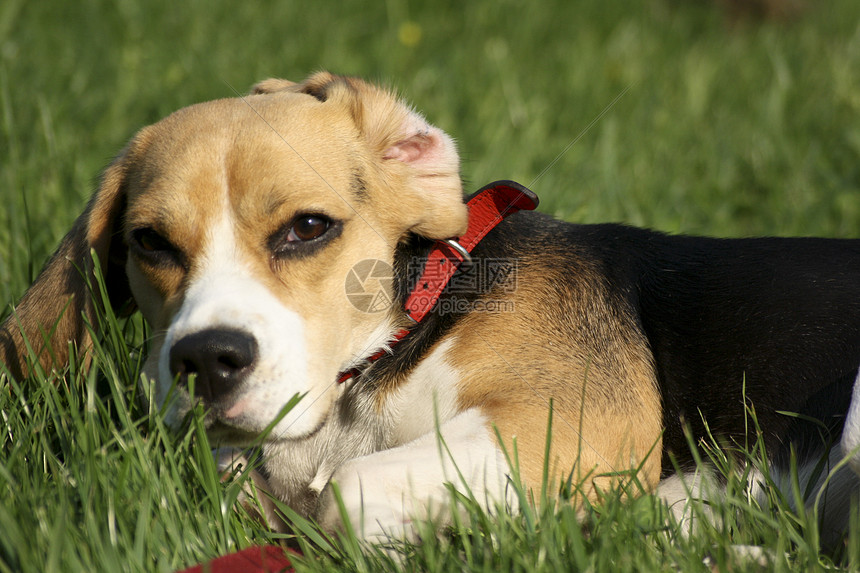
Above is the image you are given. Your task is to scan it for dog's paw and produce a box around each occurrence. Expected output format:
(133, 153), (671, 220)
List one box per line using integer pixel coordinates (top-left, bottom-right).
(316, 458), (426, 543)
(314, 410), (513, 542)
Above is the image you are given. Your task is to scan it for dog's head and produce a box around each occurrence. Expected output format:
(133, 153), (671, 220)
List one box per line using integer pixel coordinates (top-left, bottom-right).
(1, 72), (468, 442)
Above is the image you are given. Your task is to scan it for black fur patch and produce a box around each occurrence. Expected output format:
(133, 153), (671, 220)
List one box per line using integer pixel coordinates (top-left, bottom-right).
(361, 210), (860, 473)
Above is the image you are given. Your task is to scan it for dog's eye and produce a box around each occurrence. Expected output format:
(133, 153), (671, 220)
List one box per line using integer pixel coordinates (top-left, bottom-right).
(130, 227), (182, 267)
(287, 215), (331, 242)
(269, 214), (340, 259)
(133, 228), (173, 253)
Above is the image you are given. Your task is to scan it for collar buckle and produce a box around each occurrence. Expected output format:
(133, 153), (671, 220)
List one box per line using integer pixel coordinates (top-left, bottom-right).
(441, 239), (472, 272)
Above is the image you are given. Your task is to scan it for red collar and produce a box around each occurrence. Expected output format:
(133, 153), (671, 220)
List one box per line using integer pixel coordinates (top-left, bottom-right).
(337, 180), (538, 383)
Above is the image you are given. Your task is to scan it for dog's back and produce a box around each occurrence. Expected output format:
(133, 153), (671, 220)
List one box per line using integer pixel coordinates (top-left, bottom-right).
(509, 217), (860, 547)
(634, 232), (859, 464)
(481, 213), (860, 467)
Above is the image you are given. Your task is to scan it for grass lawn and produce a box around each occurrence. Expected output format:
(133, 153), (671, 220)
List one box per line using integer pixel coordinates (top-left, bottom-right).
(1, 0), (859, 570)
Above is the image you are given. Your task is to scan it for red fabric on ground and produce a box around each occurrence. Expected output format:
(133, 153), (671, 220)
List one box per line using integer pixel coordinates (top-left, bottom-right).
(178, 545), (297, 573)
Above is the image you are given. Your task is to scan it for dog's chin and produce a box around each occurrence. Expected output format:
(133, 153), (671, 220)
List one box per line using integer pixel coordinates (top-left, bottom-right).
(204, 410), (329, 446)
(205, 420), (264, 447)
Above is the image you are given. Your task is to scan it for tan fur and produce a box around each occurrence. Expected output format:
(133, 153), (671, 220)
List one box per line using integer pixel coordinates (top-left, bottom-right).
(1, 72), (663, 528)
(2, 72), (468, 382)
(450, 254), (663, 500)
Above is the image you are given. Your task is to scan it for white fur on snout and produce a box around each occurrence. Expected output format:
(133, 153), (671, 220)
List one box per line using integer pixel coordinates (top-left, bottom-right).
(155, 215), (329, 439)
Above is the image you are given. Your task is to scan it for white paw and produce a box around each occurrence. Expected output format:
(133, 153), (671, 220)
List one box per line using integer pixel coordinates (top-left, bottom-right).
(317, 459), (419, 542)
(314, 409), (512, 542)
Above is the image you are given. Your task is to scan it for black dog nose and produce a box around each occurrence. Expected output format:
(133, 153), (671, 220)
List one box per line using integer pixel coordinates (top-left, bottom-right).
(169, 329), (258, 402)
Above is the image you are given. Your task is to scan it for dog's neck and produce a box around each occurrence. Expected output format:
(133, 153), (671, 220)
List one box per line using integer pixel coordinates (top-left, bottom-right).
(337, 180), (539, 386)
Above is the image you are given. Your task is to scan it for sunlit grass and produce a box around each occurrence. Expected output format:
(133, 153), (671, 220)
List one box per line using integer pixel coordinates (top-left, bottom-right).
(2, 0), (859, 570)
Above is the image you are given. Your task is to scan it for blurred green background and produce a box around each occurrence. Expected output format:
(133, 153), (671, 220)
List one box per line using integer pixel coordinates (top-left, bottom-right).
(1, 0), (859, 306)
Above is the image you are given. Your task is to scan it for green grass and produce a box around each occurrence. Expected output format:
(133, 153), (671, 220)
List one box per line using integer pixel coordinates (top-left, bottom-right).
(1, 0), (859, 571)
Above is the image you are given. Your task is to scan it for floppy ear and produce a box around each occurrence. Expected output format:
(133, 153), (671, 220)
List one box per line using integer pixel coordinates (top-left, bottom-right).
(0, 153), (133, 381)
(290, 72), (470, 240)
(249, 78), (297, 94)
(375, 106), (469, 239)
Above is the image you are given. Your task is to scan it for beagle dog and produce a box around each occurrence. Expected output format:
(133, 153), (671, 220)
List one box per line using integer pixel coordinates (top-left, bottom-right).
(2, 72), (859, 543)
